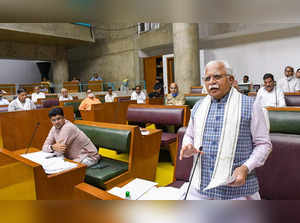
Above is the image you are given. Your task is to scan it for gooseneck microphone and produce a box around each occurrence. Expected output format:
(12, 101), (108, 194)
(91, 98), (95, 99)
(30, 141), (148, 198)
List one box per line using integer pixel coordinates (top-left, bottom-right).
(25, 122), (40, 154)
(184, 146), (203, 200)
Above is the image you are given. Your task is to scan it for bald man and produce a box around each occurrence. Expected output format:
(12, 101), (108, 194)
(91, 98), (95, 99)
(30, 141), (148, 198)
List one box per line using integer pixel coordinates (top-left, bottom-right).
(166, 83), (185, 106)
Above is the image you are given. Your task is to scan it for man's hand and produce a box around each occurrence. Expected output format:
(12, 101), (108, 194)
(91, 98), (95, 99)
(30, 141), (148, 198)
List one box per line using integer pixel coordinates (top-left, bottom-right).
(179, 144), (204, 160)
(52, 142), (67, 153)
(228, 165), (249, 187)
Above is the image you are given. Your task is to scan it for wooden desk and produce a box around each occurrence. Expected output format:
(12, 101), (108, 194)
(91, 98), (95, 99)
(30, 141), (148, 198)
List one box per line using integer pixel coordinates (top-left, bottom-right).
(0, 84), (16, 95)
(63, 81), (79, 93)
(0, 106), (74, 151)
(146, 97), (164, 105)
(0, 147), (86, 200)
(81, 101), (136, 124)
(88, 81), (103, 92)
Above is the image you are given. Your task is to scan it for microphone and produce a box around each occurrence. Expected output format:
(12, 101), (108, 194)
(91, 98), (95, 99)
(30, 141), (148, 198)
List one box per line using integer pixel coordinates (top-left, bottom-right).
(25, 122), (40, 154)
(183, 146), (203, 200)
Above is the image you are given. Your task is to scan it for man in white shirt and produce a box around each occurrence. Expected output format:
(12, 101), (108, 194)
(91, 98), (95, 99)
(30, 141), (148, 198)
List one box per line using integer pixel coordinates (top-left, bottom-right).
(8, 88), (36, 112)
(0, 90), (9, 105)
(256, 73), (286, 107)
(105, 87), (117, 102)
(277, 66), (300, 92)
(59, 88), (73, 101)
(31, 86), (46, 103)
(131, 85), (146, 104)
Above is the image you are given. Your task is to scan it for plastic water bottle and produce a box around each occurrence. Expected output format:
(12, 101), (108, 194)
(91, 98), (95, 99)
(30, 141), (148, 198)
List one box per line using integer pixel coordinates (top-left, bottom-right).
(125, 191), (131, 200)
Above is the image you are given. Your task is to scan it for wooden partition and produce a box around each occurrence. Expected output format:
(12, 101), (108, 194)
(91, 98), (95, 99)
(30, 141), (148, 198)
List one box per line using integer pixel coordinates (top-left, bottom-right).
(128, 104), (191, 127)
(0, 84), (16, 95)
(0, 106), (74, 151)
(88, 80), (103, 92)
(184, 93), (208, 97)
(63, 81), (79, 92)
(113, 96), (131, 102)
(146, 97), (164, 105)
(81, 101), (136, 124)
(0, 147), (86, 200)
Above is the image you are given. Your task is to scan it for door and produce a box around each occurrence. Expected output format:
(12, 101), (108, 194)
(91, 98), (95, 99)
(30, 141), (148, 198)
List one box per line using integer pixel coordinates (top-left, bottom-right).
(143, 57), (157, 94)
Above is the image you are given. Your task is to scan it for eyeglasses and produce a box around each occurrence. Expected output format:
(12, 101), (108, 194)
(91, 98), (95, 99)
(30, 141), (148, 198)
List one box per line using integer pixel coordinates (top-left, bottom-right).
(202, 74), (229, 82)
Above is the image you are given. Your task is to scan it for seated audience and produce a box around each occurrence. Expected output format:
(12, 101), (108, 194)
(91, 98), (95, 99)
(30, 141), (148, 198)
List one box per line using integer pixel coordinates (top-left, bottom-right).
(79, 89), (101, 110)
(42, 107), (100, 166)
(166, 83), (185, 105)
(0, 90), (9, 105)
(31, 86), (46, 103)
(277, 66), (300, 92)
(8, 88), (36, 112)
(256, 73), (286, 107)
(59, 88), (73, 101)
(148, 79), (164, 98)
(120, 79), (129, 92)
(105, 87), (117, 102)
(90, 73), (102, 81)
(239, 74), (252, 94)
(131, 85), (146, 104)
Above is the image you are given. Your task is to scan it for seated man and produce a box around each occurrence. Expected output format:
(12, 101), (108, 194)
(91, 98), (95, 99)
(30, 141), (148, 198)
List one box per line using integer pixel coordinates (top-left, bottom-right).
(120, 79), (129, 92)
(42, 107), (100, 166)
(0, 90), (9, 105)
(131, 85), (146, 104)
(90, 73), (102, 81)
(79, 89), (101, 110)
(148, 79), (164, 98)
(105, 87), (117, 102)
(31, 86), (46, 103)
(8, 88), (36, 112)
(256, 73), (286, 107)
(166, 83), (185, 105)
(277, 66), (300, 92)
(59, 88), (73, 101)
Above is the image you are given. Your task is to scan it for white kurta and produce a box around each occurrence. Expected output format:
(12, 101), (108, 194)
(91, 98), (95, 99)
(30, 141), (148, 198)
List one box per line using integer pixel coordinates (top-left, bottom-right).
(256, 86), (286, 107)
(105, 93), (117, 102)
(131, 91), (146, 104)
(31, 92), (46, 103)
(277, 77), (300, 92)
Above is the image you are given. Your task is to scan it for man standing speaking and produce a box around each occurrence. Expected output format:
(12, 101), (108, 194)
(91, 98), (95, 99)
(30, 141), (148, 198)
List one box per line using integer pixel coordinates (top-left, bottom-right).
(180, 60), (272, 200)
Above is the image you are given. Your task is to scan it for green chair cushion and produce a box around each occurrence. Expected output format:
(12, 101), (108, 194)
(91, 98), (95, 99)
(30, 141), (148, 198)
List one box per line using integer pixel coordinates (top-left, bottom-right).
(64, 101), (81, 119)
(84, 157), (128, 189)
(185, 96), (205, 109)
(269, 110), (300, 134)
(76, 124), (131, 153)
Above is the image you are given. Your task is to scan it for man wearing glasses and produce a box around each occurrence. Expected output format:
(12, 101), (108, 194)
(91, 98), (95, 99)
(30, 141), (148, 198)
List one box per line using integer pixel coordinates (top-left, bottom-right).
(42, 107), (100, 166)
(180, 60), (272, 200)
(166, 82), (185, 105)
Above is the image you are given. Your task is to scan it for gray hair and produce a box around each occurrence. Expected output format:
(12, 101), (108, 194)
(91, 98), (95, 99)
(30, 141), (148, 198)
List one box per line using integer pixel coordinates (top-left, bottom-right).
(204, 60), (233, 76)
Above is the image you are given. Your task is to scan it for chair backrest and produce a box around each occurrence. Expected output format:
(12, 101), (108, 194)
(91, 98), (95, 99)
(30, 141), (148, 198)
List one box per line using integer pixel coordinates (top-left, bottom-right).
(64, 101), (82, 119)
(285, 95), (300, 106)
(184, 94), (206, 109)
(42, 99), (59, 108)
(76, 124), (131, 154)
(127, 105), (185, 126)
(114, 96), (131, 102)
(174, 127), (193, 182)
(268, 109), (300, 134)
(190, 86), (203, 94)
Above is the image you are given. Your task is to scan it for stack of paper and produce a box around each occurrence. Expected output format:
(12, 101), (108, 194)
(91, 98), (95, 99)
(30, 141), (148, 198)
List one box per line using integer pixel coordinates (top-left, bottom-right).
(21, 151), (77, 174)
(139, 186), (182, 200)
(108, 178), (157, 200)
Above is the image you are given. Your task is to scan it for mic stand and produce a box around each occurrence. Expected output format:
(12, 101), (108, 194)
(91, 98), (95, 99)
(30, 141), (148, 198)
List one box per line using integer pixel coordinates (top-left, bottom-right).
(184, 146), (202, 200)
(25, 122), (40, 154)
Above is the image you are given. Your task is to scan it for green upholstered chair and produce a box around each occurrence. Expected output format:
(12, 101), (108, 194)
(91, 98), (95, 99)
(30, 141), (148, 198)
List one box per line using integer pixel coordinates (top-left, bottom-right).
(269, 110), (300, 134)
(185, 95), (205, 109)
(64, 101), (82, 120)
(76, 123), (131, 190)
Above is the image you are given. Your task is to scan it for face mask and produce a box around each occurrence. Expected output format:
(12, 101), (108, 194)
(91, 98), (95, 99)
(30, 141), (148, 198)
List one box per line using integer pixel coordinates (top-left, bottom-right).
(88, 93), (95, 98)
(172, 93), (178, 97)
(287, 76), (293, 81)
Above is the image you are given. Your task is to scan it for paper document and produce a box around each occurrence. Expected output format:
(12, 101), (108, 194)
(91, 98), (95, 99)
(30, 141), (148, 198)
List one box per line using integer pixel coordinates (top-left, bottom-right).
(203, 176), (236, 191)
(139, 187), (181, 200)
(21, 151), (77, 174)
(108, 178), (157, 200)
